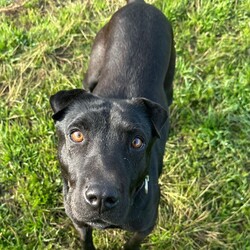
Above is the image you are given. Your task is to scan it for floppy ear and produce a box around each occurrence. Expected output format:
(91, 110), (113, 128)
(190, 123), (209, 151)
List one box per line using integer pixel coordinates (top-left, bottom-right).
(50, 89), (88, 121)
(133, 98), (169, 138)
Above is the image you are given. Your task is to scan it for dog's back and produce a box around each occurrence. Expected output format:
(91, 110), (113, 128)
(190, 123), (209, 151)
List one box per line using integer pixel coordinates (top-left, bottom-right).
(85, 0), (175, 108)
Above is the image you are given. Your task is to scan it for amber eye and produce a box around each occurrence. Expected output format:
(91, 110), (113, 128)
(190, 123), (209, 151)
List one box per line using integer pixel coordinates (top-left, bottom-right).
(70, 131), (84, 143)
(131, 137), (144, 149)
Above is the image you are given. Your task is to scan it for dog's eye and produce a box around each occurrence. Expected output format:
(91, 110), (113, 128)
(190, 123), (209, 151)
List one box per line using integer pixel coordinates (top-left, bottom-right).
(70, 131), (84, 143)
(131, 137), (144, 149)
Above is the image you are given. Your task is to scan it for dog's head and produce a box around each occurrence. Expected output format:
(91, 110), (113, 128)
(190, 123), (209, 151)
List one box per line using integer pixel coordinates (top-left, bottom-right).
(50, 89), (168, 229)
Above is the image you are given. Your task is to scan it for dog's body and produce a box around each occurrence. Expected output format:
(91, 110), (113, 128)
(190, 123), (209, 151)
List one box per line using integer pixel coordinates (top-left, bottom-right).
(50, 0), (175, 249)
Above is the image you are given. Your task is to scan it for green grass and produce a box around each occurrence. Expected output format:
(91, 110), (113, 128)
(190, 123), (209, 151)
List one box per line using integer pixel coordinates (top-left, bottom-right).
(0, 0), (249, 249)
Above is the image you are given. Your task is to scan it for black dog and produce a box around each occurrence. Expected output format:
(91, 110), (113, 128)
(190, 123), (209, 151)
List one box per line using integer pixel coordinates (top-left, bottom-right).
(50, 0), (175, 249)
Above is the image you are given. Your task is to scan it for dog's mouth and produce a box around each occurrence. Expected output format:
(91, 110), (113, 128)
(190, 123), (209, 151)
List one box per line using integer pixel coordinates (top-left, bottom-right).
(86, 219), (120, 229)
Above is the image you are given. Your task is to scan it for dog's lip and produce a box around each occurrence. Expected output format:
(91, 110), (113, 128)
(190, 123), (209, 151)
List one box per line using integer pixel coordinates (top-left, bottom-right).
(86, 219), (120, 229)
(87, 220), (108, 229)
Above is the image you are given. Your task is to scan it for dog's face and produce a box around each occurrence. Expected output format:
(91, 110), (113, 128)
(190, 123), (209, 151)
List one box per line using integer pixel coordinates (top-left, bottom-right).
(50, 89), (168, 229)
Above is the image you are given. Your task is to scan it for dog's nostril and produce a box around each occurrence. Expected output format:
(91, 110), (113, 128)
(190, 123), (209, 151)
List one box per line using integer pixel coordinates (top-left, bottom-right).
(106, 197), (115, 204)
(104, 196), (119, 209)
(88, 195), (98, 204)
(85, 192), (100, 207)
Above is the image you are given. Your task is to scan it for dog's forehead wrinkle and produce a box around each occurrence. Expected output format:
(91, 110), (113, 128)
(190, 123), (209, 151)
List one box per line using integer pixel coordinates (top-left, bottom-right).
(64, 99), (147, 132)
(68, 98), (111, 114)
(110, 101), (142, 124)
(63, 102), (112, 130)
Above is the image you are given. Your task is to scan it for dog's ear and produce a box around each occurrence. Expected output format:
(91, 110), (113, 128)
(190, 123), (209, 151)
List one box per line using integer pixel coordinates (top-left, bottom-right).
(133, 98), (169, 138)
(50, 89), (88, 121)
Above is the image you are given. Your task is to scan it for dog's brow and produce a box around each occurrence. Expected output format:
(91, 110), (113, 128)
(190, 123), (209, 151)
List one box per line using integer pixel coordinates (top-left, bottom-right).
(115, 122), (144, 134)
(67, 108), (110, 130)
(67, 116), (90, 130)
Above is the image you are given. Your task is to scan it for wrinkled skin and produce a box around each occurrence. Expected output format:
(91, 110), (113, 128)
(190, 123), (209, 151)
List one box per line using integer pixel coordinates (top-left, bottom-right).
(50, 0), (175, 249)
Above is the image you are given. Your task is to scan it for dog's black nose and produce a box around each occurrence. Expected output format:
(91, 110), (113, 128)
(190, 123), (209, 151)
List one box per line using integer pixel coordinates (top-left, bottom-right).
(84, 185), (119, 211)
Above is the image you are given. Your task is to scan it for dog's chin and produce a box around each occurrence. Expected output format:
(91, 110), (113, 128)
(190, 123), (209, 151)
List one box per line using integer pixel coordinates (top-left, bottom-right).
(72, 216), (121, 230)
(69, 209), (125, 230)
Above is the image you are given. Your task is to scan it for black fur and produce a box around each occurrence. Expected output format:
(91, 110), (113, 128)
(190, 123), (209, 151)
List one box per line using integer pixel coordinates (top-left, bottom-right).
(50, 0), (175, 249)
